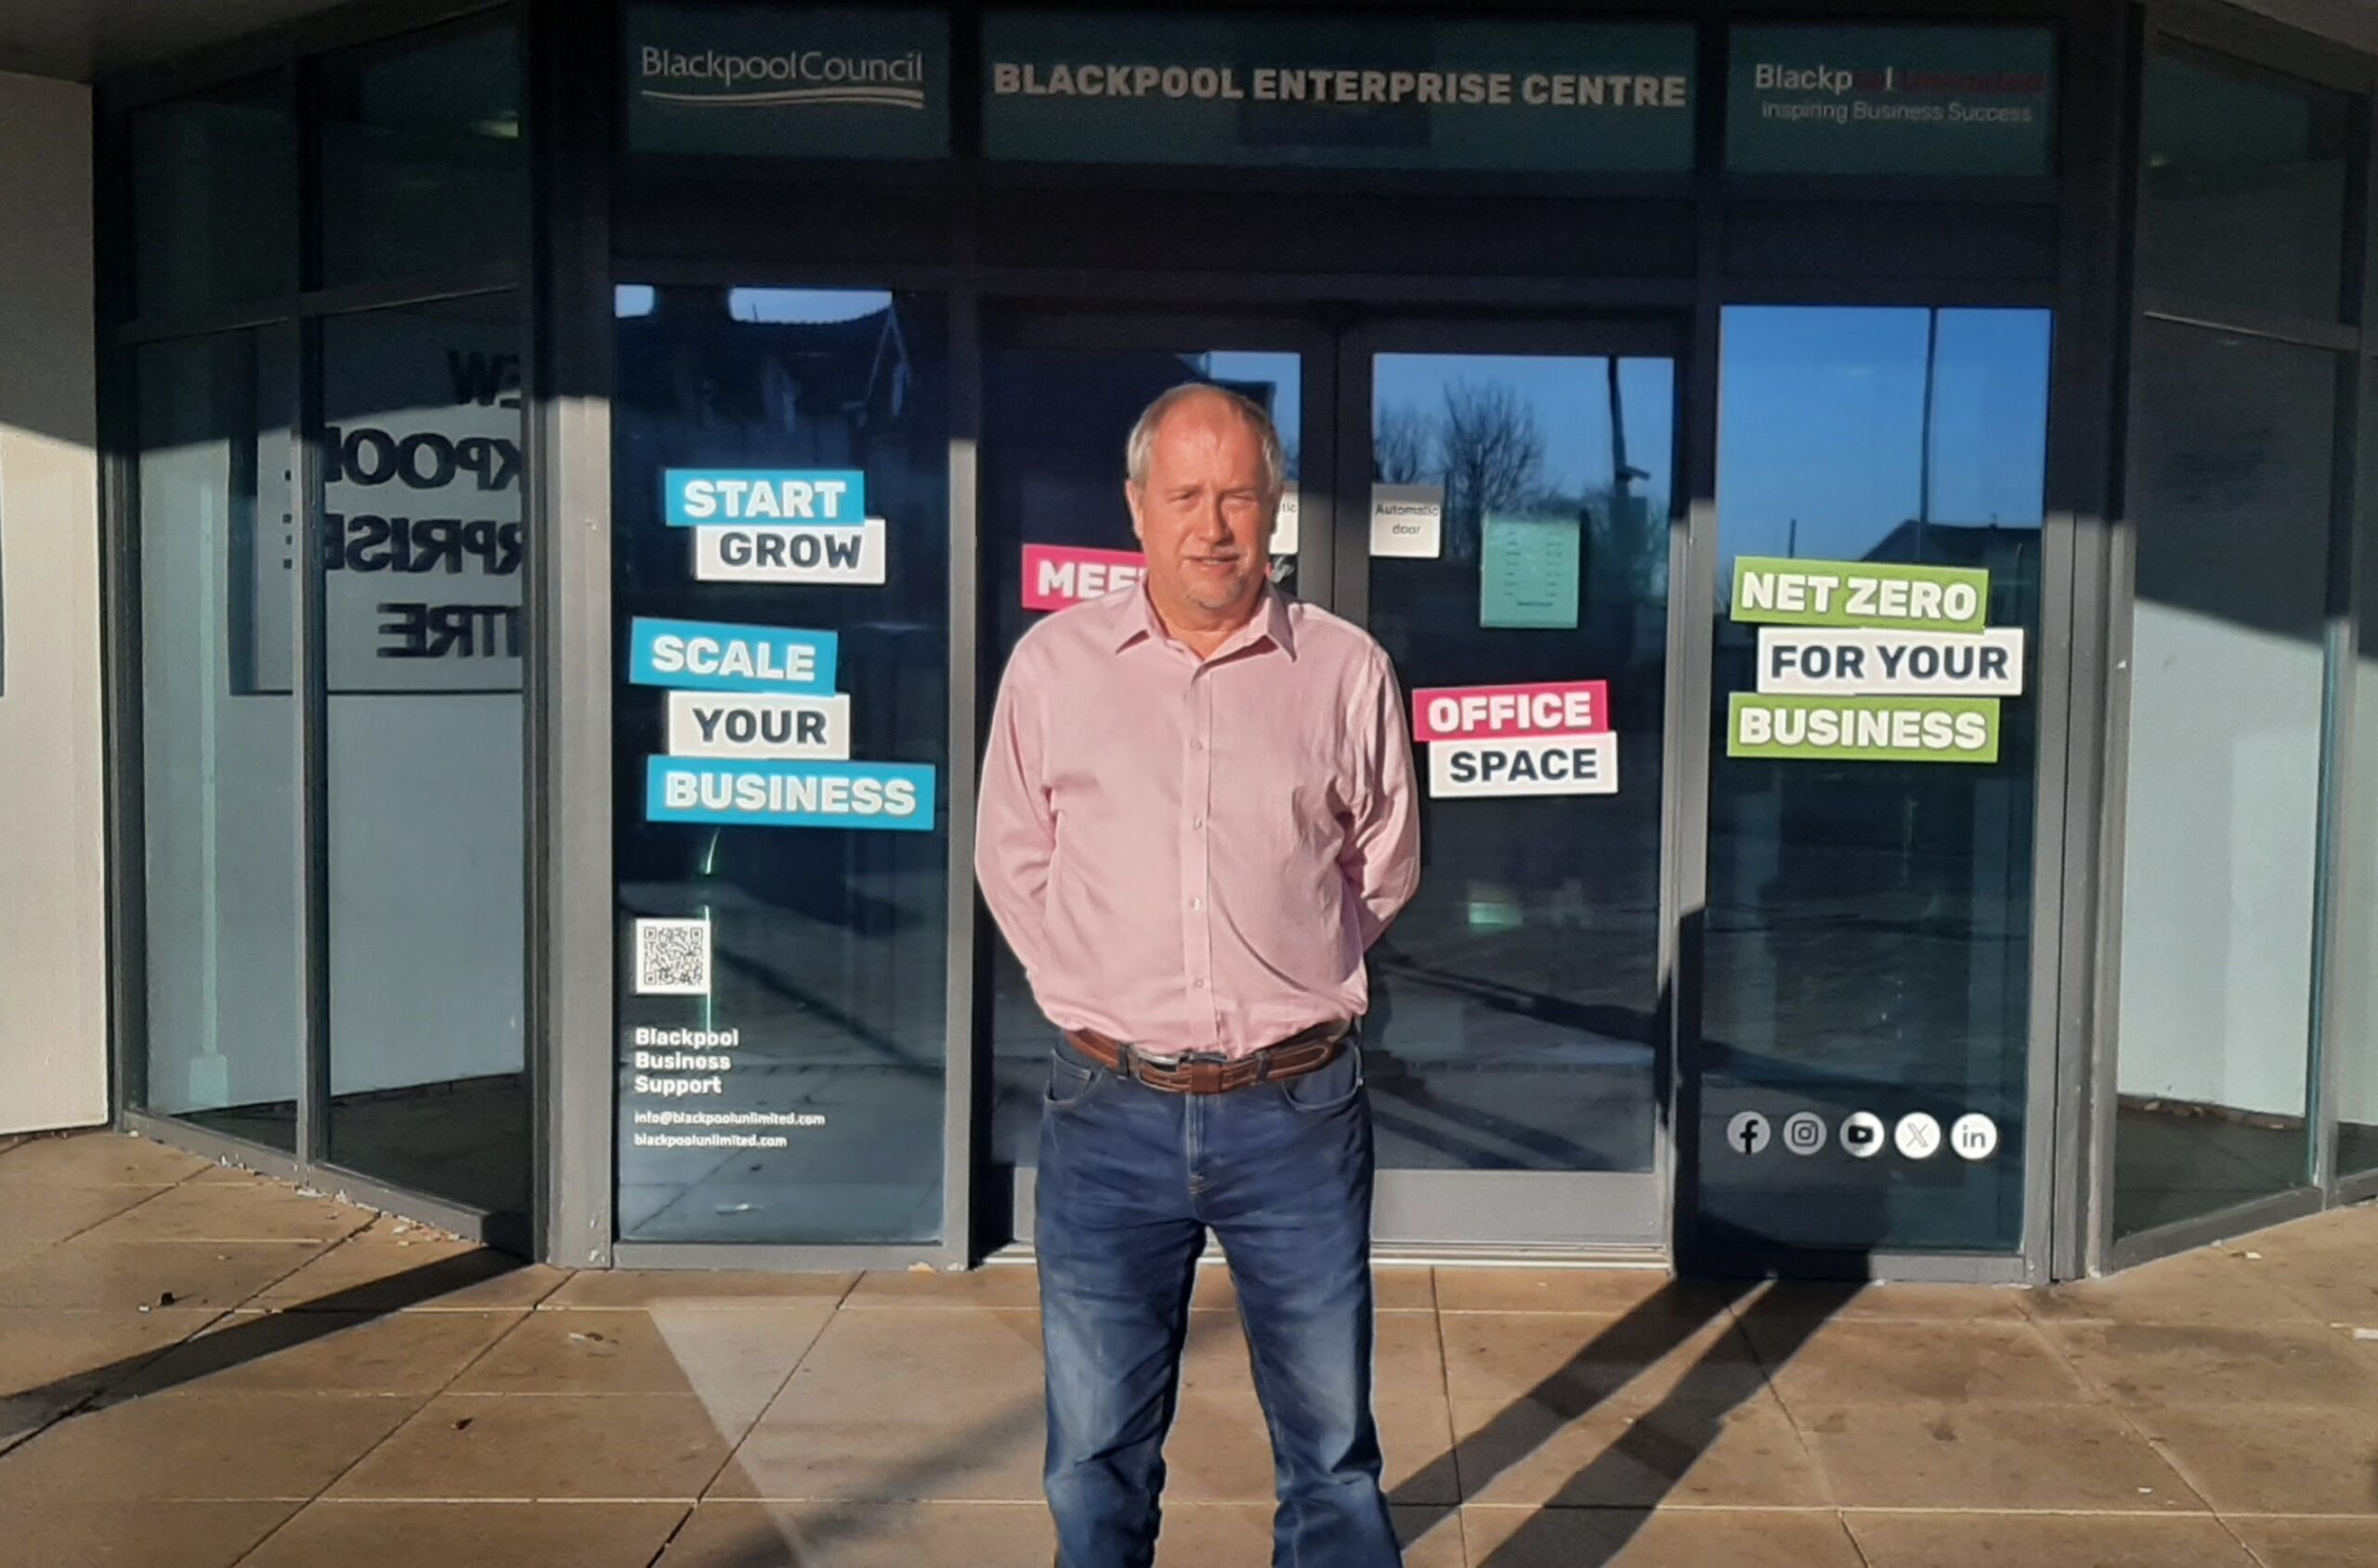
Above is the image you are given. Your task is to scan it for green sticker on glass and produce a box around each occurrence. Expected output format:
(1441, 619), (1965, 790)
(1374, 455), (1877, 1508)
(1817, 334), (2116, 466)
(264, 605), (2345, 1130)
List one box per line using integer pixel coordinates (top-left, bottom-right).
(1479, 513), (1582, 630)
(1730, 556), (1988, 633)
(1728, 693), (2000, 763)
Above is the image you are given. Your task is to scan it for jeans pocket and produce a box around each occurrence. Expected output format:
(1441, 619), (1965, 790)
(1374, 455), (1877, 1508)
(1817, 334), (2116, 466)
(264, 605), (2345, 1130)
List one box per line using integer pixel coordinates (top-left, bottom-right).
(1275, 1040), (1363, 1114)
(1044, 1052), (1104, 1112)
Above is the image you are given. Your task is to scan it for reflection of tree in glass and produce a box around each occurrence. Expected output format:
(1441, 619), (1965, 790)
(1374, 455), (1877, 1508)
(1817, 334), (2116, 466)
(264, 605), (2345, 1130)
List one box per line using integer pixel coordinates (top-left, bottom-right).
(1372, 401), (1434, 484)
(1438, 380), (1544, 562)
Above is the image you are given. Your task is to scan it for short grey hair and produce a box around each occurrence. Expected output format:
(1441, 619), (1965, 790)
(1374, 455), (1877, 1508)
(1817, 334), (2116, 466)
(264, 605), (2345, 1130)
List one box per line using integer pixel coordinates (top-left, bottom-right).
(1125, 383), (1287, 495)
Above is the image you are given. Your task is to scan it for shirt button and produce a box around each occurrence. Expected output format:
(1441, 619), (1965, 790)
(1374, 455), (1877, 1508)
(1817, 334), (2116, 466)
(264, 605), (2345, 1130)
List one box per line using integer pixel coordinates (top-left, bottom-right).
(1193, 978), (1207, 990)
(1190, 897), (1203, 910)
(1191, 817), (1204, 830)
(1192, 739), (1206, 752)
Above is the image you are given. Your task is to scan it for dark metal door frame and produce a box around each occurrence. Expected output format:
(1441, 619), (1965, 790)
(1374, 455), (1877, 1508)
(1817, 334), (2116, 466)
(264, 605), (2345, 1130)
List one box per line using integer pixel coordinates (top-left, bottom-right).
(978, 303), (1691, 1254)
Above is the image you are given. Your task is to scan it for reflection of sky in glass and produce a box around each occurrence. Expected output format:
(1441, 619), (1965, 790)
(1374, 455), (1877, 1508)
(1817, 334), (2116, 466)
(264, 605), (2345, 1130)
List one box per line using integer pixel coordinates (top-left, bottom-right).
(1373, 354), (1675, 506)
(1718, 307), (2051, 569)
(725, 287), (896, 323)
(617, 284), (902, 324)
(1198, 351), (1302, 470)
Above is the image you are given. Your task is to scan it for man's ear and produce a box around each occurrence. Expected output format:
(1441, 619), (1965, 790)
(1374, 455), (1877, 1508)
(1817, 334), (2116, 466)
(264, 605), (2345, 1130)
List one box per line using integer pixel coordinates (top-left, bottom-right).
(1124, 481), (1146, 545)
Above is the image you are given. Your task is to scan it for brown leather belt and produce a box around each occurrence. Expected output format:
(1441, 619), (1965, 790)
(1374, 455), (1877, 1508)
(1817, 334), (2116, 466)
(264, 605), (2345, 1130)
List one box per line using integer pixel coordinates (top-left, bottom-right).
(1062, 1020), (1351, 1095)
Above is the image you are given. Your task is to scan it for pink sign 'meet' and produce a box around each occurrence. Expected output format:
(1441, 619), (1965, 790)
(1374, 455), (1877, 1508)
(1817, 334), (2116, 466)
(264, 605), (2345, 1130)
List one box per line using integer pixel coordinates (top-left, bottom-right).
(1411, 680), (1610, 742)
(1021, 543), (1146, 613)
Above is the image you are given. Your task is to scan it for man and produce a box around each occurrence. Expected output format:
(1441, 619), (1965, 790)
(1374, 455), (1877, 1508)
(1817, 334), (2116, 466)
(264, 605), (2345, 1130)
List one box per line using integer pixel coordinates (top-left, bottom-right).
(976, 383), (1421, 1568)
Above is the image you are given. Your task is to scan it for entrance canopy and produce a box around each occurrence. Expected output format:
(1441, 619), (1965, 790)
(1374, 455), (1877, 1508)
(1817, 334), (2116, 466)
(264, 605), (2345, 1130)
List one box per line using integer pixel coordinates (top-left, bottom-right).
(2, 0), (352, 79)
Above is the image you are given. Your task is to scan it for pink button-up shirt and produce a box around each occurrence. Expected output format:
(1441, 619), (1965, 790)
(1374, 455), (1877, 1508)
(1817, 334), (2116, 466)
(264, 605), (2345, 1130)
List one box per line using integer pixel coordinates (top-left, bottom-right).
(976, 584), (1421, 1058)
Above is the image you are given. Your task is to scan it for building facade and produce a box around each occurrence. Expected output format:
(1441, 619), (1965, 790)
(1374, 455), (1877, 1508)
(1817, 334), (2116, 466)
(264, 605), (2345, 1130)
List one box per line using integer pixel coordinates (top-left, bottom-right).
(6, 0), (2377, 1281)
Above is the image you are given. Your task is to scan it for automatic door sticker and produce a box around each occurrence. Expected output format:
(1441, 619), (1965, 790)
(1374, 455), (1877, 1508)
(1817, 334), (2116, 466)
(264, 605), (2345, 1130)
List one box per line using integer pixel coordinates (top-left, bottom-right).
(1725, 1111), (1771, 1156)
(1951, 1113), (2000, 1161)
(1895, 1112), (1942, 1161)
(1782, 1111), (1827, 1156)
(1841, 1111), (1885, 1159)
(1369, 484), (1444, 559)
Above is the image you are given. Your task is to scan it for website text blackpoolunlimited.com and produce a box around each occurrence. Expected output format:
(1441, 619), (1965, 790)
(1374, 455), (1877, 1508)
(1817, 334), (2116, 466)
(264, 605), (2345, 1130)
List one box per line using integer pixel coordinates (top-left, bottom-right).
(631, 1106), (827, 1150)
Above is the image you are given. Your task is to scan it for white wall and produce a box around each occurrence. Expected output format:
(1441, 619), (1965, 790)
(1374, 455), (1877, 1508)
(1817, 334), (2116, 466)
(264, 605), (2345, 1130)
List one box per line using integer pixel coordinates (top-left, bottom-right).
(0, 72), (109, 1134)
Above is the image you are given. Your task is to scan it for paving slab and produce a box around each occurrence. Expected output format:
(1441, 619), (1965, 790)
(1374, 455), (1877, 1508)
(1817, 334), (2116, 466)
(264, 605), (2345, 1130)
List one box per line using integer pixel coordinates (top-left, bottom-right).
(0, 1391), (425, 1502)
(1845, 1511), (2262, 1567)
(1458, 1503), (1866, 1568)
(2223, 1516), (2378, 1568)
(1791, 1401), (2209, 1513)
(0, 1499), (296, 1568)
(234, 1499), (687, 1568)
(0, 1135), (213, 1187)
(106, 1309), (523, 1399)
(452, 1305), (834, 1430)
(0, 1238), (331, 1312)
(330, 1392), (739, 1501)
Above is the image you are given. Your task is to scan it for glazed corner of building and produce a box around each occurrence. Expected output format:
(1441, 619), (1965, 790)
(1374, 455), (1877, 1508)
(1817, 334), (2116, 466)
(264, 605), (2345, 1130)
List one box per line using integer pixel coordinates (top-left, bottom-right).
(4, 0), (2376, 1284)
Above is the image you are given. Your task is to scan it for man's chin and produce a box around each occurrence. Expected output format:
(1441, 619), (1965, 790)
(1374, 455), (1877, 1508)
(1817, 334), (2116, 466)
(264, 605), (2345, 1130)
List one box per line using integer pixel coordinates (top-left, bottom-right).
(1184, 580), (1260, 615)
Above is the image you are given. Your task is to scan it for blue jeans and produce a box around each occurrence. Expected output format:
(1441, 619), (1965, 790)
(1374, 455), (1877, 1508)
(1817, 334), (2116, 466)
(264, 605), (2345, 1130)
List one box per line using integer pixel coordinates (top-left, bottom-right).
(1036, 1033), (1401, 1568)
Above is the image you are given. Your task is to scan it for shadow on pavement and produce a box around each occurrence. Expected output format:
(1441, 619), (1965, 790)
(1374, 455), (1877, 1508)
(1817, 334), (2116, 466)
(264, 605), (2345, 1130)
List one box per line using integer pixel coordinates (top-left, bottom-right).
(3, 1247), (533, 1439)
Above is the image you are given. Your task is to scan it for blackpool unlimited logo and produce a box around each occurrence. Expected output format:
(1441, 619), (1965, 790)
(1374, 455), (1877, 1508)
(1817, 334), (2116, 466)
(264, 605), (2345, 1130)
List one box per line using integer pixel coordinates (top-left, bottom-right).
(637, 46), (929, 111)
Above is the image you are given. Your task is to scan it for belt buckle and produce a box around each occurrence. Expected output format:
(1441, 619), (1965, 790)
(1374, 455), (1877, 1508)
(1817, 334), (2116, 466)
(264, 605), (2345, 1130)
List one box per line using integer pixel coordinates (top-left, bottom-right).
(1124, 1045), (1231, 1094)
(1122, 1045), (1185, 1093)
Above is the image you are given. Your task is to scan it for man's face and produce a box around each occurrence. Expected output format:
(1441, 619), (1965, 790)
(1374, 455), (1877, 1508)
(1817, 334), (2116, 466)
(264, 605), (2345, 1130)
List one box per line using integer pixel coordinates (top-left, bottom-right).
(1126, 396), (1276, 623)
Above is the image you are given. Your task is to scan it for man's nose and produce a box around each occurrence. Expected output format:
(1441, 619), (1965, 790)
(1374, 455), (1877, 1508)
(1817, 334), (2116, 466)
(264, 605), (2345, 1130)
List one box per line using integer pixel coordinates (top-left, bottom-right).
(1192, 500), (1232, 541)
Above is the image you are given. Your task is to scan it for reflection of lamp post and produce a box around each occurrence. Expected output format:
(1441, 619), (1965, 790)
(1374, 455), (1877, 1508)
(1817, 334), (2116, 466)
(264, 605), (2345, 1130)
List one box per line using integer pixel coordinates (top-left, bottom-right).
(1606, 359), (1641, 516)
(1605, 359), (1652, 601)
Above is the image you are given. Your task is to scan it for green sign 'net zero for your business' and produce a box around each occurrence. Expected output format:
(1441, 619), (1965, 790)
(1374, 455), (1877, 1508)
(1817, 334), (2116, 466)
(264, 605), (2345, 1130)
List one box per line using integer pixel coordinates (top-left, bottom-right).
(1725, 556), (2025, 764)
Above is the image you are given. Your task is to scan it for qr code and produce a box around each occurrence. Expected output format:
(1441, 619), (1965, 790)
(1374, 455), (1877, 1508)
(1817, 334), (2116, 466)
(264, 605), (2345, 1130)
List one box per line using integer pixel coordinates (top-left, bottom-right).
(634, 918), (712, 996)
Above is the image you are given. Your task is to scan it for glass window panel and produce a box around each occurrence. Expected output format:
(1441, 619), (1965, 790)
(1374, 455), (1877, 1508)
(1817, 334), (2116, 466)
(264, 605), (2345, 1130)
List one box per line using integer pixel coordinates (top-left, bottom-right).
(2339, 359), (2378, 1183)
(2140, 46), (2352, 322)
(135, 330), (300, 1150)
(319, 298), (530, 1216)
(612, 285), (949, 1245)
(319, 26), (526, 288)
(1705, 306), (2051, 1253)
(1363, 352), (1673, 1181)
(132, 75), (297, 320)
(2114, 320), (2332, 1236)
(977, 345), (1302, 1203)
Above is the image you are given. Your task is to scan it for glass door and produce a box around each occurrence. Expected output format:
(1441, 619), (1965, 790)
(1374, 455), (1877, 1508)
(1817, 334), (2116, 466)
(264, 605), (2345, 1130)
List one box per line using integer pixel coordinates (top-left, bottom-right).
(975, 309), (1332, 1246)
(973, 308), (1678, 1252)
(1336, 321), (1679, 1249)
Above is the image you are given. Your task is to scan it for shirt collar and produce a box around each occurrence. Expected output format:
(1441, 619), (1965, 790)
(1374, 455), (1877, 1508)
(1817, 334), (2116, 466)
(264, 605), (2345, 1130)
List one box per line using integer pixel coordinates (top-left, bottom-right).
(1112, 581), (1297, 661)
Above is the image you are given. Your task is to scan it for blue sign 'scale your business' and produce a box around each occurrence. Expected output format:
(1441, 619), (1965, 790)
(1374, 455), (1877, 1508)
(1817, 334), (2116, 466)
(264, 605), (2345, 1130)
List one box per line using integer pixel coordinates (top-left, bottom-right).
(647, 757), (937, 830)
(662, 469), (868, 527)
(627, 617), (841, 693)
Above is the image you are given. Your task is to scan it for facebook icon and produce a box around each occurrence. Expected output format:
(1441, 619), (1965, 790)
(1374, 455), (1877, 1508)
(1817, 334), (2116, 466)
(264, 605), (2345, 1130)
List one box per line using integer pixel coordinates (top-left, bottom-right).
(1726, 1111), (1772, 1155)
